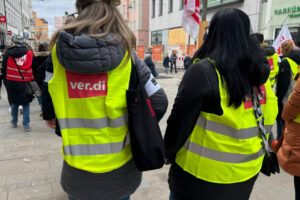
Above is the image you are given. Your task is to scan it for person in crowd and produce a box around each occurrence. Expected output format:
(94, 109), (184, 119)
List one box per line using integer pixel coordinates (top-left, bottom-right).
(277, 75), (300, 200)
(1, 36), (34, 132)
(144, 54), (158, 78)
(251, 33), (280, 90)
(170, 50), (178, 73)
(261, 42), (280, 89)
(183, 55), (191, 70)
(32, 43), (49, 116)
(276, 41), (300, 140)
(163, 54), (170, 74)
(164, 8), (277, 200)
(0, 45), (12, 107)
(43, 0), (168, 200)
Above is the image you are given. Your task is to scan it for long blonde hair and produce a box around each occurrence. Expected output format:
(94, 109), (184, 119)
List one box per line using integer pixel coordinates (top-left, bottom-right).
(50, 0), (136, 62)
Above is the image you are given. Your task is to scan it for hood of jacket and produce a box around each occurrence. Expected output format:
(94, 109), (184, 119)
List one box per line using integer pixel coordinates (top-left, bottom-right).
(6, 46), (28, 58)
(56, 31), (126, 74)
(262, 46), (276, 57)
(283, 50), (300, 65)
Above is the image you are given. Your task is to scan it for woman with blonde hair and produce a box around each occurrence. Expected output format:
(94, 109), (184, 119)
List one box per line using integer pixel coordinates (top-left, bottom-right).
(42, 0), (168, 199)
(276, 41), (300, 139)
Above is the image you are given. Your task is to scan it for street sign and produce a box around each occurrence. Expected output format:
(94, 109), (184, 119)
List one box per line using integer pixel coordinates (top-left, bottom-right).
(0, 16), (6, 23)
(7, 31), (12, 35)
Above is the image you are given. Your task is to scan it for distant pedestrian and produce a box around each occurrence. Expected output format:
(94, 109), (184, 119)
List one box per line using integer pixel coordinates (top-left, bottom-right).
(170, 51), (177, 73)
(43, 0), (168, 200)
(276, 41), (300, 139)
(164, 8), (277, 200)
(33, 43), (50, 117)
(144, 55), (158, 77)
(277, 75), (300, 200)
(163, 54), (170, 74)
(1, 36), (34, 132)
(183, 55), (191, 70)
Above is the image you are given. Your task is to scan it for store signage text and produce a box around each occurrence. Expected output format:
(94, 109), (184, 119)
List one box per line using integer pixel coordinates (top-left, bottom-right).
(274, 6), (300, 18)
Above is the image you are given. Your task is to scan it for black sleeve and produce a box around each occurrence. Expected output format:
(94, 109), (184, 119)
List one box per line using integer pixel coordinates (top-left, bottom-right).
(134, 54), (168, 121)
(164, 62), (213, 161)
(1, 53), (9, 80)
(42, 82), (55, 120)
(42, 55), (61, 137)
(276, 59), (291, 116)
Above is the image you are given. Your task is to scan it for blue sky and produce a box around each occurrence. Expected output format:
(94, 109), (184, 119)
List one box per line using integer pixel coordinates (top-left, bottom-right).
(32, 0), (76, 37)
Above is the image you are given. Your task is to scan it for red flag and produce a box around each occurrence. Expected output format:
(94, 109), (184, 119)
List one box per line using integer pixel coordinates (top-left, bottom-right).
(182, 0), (200, 40)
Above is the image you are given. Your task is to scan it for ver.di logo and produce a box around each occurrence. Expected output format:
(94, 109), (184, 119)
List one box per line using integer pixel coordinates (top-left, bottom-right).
(66, 70), (108, 99)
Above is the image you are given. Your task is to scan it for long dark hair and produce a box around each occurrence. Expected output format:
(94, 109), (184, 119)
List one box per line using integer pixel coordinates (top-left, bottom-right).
(192, 8), (267, 108)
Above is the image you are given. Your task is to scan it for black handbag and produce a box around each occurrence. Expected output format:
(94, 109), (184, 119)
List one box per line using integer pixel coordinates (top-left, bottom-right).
(126, 60), (165, 171)
(252, 89), (280, 176)
(15, 60), (42, 97)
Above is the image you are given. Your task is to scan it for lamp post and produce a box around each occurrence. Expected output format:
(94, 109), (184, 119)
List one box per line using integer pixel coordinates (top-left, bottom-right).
(3, 0), (8, 42)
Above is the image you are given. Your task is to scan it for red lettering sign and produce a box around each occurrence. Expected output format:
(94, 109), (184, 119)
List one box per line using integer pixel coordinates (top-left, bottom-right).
(66, 70), (108, 99)
(7, 31), (12, 35)
(244, 85), (267, 109)
(268, 58), (274, 71)
(0, 16), (6, 23)
(137, 46), (145, 60)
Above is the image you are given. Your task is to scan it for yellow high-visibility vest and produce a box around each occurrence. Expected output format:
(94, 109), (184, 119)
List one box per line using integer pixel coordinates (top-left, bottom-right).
(283, 57), (300, 81)
(48, 45), (132, 173)
(176, 61), (278, 184)
(267, 53), (279, 88)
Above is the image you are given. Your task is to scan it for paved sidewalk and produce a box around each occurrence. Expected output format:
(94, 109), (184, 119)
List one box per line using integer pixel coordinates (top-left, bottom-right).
(0, 67), (295, 200)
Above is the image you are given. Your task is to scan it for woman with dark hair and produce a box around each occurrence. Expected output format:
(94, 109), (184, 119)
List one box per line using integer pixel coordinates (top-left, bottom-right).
(164, 8), (277, 200)
(43, 0), (168, 200)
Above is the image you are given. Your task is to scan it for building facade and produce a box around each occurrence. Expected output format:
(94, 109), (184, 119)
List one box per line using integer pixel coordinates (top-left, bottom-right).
(0, 0), (6, 46)
(150, 0), (263, 60)
(32, 11), (49, 42)
(5, 0), (22, 40)
(0, 0), (34, 45)
(119, 0), (150, 57)
(259, 0), (300, 46)
(21, 0), (33, 41)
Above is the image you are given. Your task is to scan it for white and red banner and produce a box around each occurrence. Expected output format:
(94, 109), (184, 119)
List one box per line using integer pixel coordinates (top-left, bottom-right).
(182, 0), (200, 40)
(273, 25), (294, 55)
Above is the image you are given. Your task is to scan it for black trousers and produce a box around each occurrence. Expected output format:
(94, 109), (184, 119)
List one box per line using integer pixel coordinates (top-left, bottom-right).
(295, 176), (300, 200)
(170, 62), (177, 73)
(169, 163), (258, 200)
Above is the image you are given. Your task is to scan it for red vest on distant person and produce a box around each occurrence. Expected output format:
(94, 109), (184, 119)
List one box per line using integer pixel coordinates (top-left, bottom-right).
(6, 51), (34, 82)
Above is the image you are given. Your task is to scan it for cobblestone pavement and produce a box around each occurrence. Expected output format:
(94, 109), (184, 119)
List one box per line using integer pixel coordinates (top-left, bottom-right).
(0, 64), (295, 200)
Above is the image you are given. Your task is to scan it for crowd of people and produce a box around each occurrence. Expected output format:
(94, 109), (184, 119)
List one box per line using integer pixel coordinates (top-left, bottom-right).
(0, 36), (49, 131)
(0, 0), (300, 200)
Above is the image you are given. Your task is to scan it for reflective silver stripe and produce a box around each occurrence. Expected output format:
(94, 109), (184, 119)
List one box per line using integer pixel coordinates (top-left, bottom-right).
(63, 134), (130, 156)
(45, 71), (53, 82)
(184, 140), (265, 164)
(196, 116), (273, 139)
(6, 74), (33, 79)
(7, 67), (32, 73)
(270, 76), (276, 82)
(58, 114), (127, 130)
